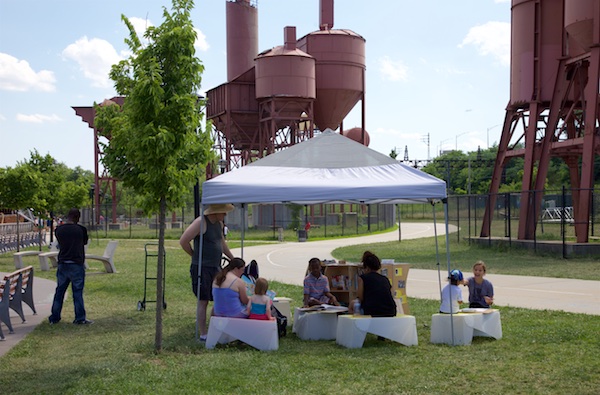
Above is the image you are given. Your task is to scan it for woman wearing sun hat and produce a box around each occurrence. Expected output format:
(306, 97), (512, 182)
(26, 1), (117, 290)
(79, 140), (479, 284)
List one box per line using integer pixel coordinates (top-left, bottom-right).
(180, 203), (235, 340)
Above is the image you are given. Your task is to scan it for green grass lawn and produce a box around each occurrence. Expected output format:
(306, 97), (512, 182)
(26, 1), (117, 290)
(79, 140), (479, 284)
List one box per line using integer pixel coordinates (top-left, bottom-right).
(1, 238), (599, 394)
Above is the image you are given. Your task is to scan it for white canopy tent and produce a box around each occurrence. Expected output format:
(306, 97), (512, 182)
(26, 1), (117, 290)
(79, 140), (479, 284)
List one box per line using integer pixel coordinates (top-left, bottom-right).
(202, 130), (447, 205)
(197, 130), (456, 342)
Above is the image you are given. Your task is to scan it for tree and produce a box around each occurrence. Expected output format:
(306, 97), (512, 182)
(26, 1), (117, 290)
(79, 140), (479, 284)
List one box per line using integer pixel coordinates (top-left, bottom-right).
(0, 151), (92, 219)
(95, 0), (212, 352)
(0, 165), (41, 212)
(23, 151), (93, 216)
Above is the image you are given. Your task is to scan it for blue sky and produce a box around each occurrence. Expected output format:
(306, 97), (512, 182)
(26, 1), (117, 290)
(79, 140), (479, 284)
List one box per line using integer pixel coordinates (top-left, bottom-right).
(0, 0), (511, 171)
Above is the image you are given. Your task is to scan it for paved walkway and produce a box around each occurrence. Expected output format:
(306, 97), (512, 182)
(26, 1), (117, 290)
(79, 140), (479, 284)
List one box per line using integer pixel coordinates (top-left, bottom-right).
(2, 223), (598, 357)
(231, 223), (600, 316)
(0, 271), (55, 357)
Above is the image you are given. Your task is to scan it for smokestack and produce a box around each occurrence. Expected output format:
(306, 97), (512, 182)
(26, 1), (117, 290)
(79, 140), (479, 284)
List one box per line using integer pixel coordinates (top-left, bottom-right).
(284, 26), (297, 50)
(320, 0), (334, 30)
(226, 0), (258, 82)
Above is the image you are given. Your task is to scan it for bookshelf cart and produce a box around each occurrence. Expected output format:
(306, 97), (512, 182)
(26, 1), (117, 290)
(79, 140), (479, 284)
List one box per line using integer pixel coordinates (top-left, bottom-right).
(322, 263), (361, 306)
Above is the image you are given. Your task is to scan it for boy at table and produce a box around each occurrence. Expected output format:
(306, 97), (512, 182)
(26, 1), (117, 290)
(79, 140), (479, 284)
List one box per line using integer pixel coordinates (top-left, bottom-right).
(440, 269), (464, 314)
(303, 258), (340, 307)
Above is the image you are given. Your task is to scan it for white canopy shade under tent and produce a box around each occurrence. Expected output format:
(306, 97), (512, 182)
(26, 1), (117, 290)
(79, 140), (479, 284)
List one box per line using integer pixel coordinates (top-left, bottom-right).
(202, 130), (446, 205)
(196, 130), (459, 343)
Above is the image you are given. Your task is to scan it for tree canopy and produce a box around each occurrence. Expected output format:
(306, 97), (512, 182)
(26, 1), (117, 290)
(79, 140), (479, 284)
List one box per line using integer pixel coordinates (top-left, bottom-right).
(95, 0), (211, 214)
(0, 150), (93, 217)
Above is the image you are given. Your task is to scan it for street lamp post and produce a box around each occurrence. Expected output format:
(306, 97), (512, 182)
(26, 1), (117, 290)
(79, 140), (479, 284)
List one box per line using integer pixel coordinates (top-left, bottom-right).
(487, 124), (501, 149)
(439, 138), (452, 156)
(89, 183), (95, 228)
(455, 131), (469, 151)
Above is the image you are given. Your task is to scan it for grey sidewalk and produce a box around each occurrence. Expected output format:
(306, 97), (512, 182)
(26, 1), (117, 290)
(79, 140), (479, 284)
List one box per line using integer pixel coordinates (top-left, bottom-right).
(0, 272), (54, 357)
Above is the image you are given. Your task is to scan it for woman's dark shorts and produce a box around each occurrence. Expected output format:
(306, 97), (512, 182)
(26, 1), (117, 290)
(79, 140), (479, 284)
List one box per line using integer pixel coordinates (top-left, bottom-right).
(190, 264), (220, 301)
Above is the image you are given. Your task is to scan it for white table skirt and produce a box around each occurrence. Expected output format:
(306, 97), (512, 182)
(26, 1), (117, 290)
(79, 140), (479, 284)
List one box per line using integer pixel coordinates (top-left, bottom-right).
(293, 307), (341, 340)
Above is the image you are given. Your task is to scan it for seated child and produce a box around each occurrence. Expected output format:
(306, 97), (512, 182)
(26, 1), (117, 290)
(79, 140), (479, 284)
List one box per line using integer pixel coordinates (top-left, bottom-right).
(465, 260), (494, 308)
(246, 277), (274, 320)
(303, 257), (340, 307)
(439, 269), (464, 313)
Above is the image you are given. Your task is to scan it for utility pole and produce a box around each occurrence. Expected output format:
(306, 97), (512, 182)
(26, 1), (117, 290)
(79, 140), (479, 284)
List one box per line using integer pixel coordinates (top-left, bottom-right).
(421, 133), (430, 161)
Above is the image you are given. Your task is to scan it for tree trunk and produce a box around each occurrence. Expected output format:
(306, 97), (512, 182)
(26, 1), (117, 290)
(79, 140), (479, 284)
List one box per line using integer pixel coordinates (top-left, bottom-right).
(154, 197), (167, 352)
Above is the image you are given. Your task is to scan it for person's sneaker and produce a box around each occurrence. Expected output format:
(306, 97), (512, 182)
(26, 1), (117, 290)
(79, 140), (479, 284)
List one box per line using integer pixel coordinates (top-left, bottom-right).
(199, 334), (207, 342)
(48, 319), (59, 325)
(73, 319), (94, 325)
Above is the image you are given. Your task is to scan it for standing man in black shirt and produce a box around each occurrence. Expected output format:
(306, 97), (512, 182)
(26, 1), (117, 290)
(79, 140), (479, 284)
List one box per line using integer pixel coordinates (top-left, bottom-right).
(49, 208), (93, 325)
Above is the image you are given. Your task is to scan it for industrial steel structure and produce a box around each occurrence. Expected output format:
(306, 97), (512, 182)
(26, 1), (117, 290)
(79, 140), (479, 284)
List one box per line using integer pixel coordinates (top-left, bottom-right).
(482, 0), (600, 243)
(72, 0), (600, 244)
(206, 0), (367, 173)
(72, 97), (123, 224)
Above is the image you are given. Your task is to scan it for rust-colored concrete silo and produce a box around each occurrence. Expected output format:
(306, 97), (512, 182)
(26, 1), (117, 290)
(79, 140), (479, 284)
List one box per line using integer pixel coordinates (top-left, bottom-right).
(509, 0), (563, 106)
(255, 26), (316, 154)
(207, 0), (260, 171)
(565, 0), (595, 52)
(482, 0), (600, 243)
(297, 0), (366, 140)
(207, 0), (368, 174)
(342, 127), (370, 146)
(226, 0), (258, 81)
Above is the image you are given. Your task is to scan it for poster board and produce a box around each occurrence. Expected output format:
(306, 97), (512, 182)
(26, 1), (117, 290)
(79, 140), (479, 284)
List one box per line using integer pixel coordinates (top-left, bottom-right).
(380, 261), (410, 315)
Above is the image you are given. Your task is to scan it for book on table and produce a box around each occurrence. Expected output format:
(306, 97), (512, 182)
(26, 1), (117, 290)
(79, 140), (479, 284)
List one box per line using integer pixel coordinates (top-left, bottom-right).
(299, 304), (349, 312)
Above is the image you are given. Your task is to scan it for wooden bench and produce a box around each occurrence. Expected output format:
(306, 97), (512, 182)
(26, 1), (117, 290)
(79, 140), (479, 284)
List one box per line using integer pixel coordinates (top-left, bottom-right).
(0, 266), (37, 340)
(206, 316), (279, 351)
(13, 250), (41, 269)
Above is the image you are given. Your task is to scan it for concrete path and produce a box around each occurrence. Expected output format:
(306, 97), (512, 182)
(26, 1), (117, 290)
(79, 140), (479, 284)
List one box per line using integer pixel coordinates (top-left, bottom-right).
(230, 223), (600, 316)
(0, 272), (54, 357)
(1, 223), (598, 357)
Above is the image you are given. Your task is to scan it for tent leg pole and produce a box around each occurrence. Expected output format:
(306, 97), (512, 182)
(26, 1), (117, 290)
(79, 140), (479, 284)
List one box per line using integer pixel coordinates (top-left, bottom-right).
(195, 204), (205, 341)
(442, 198), (456, 346)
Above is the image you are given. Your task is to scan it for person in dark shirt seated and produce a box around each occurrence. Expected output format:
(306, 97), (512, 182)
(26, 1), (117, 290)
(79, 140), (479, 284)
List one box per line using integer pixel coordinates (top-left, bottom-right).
(349, 251), (397, 317)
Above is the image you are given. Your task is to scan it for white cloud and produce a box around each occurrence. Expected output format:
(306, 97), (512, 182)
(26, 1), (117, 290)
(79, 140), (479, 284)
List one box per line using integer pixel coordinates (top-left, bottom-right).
(0, 53), (56, 92)
(0, 114), (6, 121)
(378, 56), (408, 82)
(460, 21), (510, 66)
(62, 36), (122, 88)
(126, 16), (208, 53)
(129, 16), (153, 39)
(195, 28), (210, 52)
(16, 113), (62, 123)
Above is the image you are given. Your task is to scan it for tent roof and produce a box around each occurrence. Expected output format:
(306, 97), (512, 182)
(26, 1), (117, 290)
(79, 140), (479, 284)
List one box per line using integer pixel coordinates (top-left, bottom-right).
(202, 130), (447, 205)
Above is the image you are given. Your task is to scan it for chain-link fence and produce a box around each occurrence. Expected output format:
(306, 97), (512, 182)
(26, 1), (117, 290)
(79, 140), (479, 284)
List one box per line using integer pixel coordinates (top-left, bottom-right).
(80, 202), (397, 241)
(399, 187), (600, 257)
(4, 190), (599, 254)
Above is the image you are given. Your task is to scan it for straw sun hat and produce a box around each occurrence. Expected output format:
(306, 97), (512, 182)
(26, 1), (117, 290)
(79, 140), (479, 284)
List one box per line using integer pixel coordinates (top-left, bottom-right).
(203, 204), (235, 216)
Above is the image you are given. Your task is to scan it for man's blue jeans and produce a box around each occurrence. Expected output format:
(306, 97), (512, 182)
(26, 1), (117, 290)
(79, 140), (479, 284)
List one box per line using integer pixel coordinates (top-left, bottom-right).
(49, 263), (86, 323)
